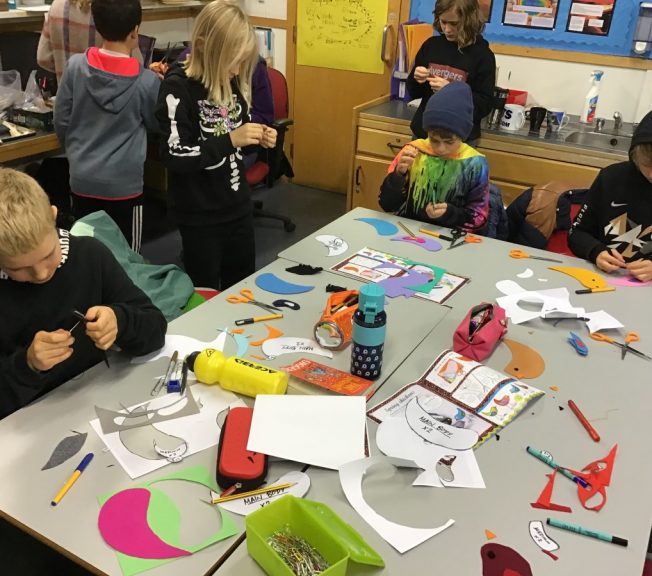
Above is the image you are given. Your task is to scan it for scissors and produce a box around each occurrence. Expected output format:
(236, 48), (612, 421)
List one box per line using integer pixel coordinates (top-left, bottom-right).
(448, 229), (482, 249)
(509, 249), (563, 263)
(226, 288), (281, 313)
(589, 331), (651, 361)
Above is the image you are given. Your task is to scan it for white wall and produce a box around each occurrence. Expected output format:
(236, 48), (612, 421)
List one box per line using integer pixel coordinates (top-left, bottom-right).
(496, 53), (652, 124)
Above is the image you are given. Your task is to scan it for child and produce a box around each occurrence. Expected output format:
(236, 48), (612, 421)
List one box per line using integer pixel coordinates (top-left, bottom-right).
(407, 0), (495, 142)
(156, 0), (277, 290)
(568, 112), (652, 282)
(0, 169), (167, 420)
(54, 0), (159, 253)
(379, 82), (489, 231)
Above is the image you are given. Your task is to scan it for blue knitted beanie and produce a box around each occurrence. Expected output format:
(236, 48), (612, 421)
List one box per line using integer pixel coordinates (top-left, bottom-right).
(422, 82), (474, 140)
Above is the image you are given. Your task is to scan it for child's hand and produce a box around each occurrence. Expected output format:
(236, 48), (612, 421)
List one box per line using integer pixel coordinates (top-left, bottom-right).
(596, 249), (626, 273)
(426, 202), (447, 219)
(84, 306), (118, 351)
(261, 126), (277, 149)
(396, 146), (417, 174)
(230, 123), (264, 148)
(26, 329), (74, 372)
(428, 77), (449, 93)
(626, 258), (652, 282)
(413, 66), (430, 83)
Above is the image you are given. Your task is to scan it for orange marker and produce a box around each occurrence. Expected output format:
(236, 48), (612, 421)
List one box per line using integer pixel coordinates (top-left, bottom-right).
(568, 400), (600, 442)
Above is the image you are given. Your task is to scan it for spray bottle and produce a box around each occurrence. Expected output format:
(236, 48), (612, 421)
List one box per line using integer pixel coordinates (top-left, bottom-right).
(580, 70), (604, 124)
(186, 349), (288, 397)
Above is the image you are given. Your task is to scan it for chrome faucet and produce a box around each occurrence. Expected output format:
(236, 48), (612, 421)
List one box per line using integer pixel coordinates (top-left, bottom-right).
(595, 118), (605, 132)
(613, 111), (622, 132)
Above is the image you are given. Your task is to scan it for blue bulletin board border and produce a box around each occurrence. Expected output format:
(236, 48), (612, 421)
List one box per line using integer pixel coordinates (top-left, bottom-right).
(409, 0), (645, 58)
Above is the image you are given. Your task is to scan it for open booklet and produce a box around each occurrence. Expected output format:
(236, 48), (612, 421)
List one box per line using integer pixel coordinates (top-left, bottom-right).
(367, 350), (545, 446)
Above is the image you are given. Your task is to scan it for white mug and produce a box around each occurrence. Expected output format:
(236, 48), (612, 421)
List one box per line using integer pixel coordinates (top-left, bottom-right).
(547, 108), (570, 132)
(500, 104), (526, 131)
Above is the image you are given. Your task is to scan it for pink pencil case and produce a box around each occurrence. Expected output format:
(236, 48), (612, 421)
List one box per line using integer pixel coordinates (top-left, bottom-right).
(453, 302), (508, 362)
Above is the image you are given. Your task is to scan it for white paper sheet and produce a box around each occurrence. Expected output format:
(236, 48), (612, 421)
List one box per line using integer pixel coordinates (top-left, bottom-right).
(584, 310), (624, 334)
(214, 471), (310, 516)
(338, 456), (455, 553)
(90, 383), (245, 478)
(247, 395), (366, 469)
(131, 331), (228, 364)
(315, 234), (348, 256)
(261, 337), (333, 359)
(376, 418), (485, 488)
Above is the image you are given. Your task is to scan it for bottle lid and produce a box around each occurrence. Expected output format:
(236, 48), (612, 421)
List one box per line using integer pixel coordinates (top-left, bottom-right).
(359, 284), (385, 323)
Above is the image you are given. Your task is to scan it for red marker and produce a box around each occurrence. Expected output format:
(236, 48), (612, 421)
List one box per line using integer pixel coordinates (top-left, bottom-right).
(568, 400), (600, 442)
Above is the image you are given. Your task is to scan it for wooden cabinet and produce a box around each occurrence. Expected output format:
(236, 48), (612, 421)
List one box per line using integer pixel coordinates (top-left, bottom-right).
(349, 97), (628, 211)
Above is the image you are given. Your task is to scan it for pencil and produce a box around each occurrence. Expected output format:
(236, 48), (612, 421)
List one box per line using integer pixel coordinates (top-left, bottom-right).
(398, 221), (416, 238)
(211, 482), (296, 504)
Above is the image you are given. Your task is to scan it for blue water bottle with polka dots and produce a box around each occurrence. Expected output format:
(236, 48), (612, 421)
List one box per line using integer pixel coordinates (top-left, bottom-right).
(350, 284), (386, 380)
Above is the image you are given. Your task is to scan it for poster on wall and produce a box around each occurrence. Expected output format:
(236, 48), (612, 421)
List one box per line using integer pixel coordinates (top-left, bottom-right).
(501, 0), (559, 29)
(296, 0), (389, 74)
(566, 0), (616, 35)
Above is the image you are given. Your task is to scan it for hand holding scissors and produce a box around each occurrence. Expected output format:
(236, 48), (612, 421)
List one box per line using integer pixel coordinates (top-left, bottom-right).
(509, 249), (563, 263)
(589, 331), (651, 361)
(226, 288), (281, 313)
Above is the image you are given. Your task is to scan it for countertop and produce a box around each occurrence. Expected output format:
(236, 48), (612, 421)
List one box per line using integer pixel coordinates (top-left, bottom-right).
(359, 100), (630, 162)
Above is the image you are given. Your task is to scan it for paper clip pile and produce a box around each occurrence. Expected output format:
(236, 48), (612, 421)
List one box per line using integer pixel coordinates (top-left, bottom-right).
(267, 527), (329, 575)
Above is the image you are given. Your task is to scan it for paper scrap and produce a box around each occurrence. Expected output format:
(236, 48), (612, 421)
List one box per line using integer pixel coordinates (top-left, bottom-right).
(262, 337), (333, 359)
(247, 395), (366, 470)
(517, 268), (534, 279)
(215, 471), (310, 516)
(584, 310), (624, 334)
(338, 457), (455, 553)
(41, 431), (87, 470)
(485, 529), (497, 540)
(376, 418), (485, 488)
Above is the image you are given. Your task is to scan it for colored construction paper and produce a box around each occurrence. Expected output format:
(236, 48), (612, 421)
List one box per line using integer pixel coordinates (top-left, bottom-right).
(339, 456), (455, 553)
(502, 339), (546, 380)
(248, 395), (366, 469)
(255, 272), (314, 294)
(548, 265), (609, 290)
(250, 325), (284, 347)
(231, 331), (249, 357)
(98, 488), (191, 559)
(480, 543), (533, 576)
(315, 234), (348, 256)
(391, 235), (442, 252)
(355, 217), (399, 236)
(41, 431), (87, 470)
(379, 267), (431, 298)
(568, 444), (617, 512)
(607, 275), (651, 287)
(485, 529), (497, 540)
(530, 471), (572, 513)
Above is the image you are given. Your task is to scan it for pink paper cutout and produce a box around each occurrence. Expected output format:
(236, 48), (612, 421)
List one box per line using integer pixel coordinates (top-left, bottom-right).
(607, 275), (651, 288)
(98, 488), (191, 559)
(391, 235), (442, 252)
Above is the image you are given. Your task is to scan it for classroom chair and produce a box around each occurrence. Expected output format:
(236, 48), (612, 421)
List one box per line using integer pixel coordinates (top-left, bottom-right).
(245, 66), (296, 232)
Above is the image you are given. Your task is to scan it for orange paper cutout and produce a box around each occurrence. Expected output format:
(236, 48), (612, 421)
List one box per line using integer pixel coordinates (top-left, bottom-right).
(230, 328), (245, 334)
(485, 529), (497, 540)
(530, 470), (572, 513)
(567, 444), (617, 512)
(250, 354), (268, 361)
(503, 339), (545, 379)
(549, 385), (559, 391)
(548, 265), (609, 290)
(250, 324), (284, 347)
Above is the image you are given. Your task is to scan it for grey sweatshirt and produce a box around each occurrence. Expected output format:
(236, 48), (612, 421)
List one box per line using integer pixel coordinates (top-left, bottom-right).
(54, 48), (160, 200)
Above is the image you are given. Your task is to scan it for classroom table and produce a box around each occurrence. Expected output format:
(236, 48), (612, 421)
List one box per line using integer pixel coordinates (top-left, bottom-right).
(0, 258), (450, 575)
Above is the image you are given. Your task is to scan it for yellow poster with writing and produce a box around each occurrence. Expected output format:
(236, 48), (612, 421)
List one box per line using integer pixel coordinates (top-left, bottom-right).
(297, 0), (389, 74)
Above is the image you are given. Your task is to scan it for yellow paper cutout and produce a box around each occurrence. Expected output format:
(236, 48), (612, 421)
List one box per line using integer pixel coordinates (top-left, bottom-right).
(297, 0), (389, 74)
(548, 266), (609, 290)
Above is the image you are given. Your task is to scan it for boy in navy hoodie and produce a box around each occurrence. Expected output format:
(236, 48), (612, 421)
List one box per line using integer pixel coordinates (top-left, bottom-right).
(54, 0), (159, 252)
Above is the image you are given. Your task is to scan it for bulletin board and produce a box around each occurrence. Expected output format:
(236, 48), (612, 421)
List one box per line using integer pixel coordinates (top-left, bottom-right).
(409, 0), (643, 58)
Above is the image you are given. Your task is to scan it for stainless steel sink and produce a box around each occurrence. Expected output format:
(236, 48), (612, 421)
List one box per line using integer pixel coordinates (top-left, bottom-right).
(563, 131), (632, 152)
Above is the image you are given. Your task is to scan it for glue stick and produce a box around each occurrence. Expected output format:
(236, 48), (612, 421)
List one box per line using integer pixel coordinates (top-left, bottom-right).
(186, 349), (288, 397)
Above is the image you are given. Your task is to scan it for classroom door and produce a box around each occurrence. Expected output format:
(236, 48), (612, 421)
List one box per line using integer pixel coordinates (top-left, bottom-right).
(291, 0), (407, 194)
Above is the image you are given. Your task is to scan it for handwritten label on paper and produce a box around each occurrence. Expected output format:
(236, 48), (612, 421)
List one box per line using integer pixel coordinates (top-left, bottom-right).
(405, 397), (478, 450)
(262, 337), (333, 359)
(529, 520), (559, 552)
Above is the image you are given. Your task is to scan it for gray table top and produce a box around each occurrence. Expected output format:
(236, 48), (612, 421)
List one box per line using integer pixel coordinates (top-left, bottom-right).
(0, 258), (450, 575)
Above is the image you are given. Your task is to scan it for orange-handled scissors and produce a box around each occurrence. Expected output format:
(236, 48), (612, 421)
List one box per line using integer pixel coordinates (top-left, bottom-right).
(449, 232), (482, 249)
(226, 288), (281, 313)
(589, 331), (651, 361)
(509, 249), (563, 263)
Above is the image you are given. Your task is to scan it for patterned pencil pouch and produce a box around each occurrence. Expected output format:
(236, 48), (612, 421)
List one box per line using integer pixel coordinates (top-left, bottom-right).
(453, 302), (508, 362)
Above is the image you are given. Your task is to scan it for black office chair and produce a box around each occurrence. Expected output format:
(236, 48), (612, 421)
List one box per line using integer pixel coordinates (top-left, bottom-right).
(245, 66), (296, 232)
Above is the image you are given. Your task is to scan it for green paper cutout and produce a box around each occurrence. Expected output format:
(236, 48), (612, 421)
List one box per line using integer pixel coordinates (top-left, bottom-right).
(404, 259), (446, 294)
(98, 466), (239, 576)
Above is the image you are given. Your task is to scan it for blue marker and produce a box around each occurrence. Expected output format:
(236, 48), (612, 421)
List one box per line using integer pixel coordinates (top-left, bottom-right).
(526, 446), (590, 489)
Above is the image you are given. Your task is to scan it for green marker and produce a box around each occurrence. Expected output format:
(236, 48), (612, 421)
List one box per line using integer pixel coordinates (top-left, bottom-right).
(547, 518), (628, 547)
(526, 446), (590, 489)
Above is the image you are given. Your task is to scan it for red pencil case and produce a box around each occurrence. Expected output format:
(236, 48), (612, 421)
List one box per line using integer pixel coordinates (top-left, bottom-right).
(453, 302), (508, 362)
(216, 407), (267, 491)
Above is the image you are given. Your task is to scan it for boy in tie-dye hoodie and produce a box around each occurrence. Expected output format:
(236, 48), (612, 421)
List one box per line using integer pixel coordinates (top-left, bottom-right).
(379, 82), (489, 232)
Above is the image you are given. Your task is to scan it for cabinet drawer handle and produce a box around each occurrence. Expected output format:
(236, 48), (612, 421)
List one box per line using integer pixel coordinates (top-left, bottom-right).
(355, 165), (361, 186)
(381, 25), (389, 63)
(387, 142), (403, 152)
